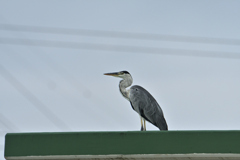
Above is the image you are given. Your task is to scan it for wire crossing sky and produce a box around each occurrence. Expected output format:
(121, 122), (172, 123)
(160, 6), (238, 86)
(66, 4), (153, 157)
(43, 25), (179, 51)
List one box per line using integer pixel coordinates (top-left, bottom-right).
(1, 1), (240, 160)
(1, 23), (240, 45)
(0, 38), (240, 59)
(0, 64), (70, 131)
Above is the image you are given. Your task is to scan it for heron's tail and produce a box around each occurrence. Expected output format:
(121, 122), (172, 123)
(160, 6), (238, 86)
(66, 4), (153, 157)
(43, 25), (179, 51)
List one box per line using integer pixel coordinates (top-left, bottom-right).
(158, 117), (168, 131)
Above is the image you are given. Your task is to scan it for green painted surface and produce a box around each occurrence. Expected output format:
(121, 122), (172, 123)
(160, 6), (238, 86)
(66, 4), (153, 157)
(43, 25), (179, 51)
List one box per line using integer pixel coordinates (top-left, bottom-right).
(4, 131), (240, 157)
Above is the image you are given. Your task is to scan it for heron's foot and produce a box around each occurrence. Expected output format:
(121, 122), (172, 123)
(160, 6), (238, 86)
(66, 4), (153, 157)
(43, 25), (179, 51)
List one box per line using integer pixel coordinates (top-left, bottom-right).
(140, 126), (146, 131)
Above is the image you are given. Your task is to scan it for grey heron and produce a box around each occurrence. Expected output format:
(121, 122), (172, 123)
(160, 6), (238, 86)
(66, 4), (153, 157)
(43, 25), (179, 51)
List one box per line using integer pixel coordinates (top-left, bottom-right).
(104, 71), (168, 131)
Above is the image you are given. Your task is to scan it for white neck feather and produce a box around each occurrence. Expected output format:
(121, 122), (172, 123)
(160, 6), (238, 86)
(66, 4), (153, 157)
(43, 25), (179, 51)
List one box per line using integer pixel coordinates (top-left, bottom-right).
(119, 75), (133, 101)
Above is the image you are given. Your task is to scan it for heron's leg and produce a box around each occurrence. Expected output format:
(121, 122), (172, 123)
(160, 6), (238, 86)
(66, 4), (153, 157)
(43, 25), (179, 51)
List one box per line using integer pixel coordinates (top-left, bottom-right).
(140, 116), (144, 131)
(143, 119), (146, 131)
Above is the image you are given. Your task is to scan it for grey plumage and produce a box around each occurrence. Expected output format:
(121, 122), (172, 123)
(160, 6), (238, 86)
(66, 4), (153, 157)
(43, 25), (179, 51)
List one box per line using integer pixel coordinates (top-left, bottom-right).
(129, 85), (168, 130)
(104, 70), (168, 131)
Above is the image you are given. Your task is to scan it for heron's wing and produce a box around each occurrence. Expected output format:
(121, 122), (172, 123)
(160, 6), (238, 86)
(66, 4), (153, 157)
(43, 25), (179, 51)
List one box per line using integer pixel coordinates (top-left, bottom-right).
(129, 85), (168, 130)
(146, 97), (168, 130)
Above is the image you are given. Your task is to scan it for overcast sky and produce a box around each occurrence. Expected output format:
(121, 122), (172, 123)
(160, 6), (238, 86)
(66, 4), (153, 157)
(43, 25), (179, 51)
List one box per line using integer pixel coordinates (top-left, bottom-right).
(1, 1), (240, 159)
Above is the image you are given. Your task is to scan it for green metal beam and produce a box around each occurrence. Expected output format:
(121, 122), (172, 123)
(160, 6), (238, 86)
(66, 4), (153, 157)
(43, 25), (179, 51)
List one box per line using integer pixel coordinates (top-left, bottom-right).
(4, 131), (240, 158)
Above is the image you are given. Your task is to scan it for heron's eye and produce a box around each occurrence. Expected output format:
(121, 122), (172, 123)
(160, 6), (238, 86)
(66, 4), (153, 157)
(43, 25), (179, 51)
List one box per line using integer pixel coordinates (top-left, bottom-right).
(135, 88), (138, 91)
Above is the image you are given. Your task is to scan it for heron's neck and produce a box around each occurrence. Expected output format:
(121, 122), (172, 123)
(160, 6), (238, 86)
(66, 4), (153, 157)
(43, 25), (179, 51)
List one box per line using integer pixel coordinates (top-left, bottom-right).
(119, 76), (132, 101)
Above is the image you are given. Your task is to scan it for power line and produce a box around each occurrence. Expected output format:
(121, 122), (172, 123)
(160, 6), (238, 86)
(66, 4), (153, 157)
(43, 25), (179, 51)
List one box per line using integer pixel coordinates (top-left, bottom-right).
(0, 37), (240, 59)
(0, 64), (71, 131)
(36, 53), (124, 127)
(3, 48), (122, 128)
(1, 24), (240, 45)
(0, 23), (125, 129)
(0, 113), (20, 132)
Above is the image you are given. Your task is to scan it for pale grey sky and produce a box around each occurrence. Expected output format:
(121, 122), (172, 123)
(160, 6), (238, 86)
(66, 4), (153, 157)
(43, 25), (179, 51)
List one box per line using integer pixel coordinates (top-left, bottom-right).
(1, 1), (240, 159)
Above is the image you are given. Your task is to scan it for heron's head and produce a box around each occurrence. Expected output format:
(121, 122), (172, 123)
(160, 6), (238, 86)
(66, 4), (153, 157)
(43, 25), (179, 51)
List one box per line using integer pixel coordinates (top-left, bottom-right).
(104, 71), (131, 79)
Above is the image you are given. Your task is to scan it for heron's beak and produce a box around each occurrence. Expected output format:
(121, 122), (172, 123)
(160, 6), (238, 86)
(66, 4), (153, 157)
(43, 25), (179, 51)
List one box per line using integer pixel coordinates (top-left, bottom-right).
(104, 72), (120, 77)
